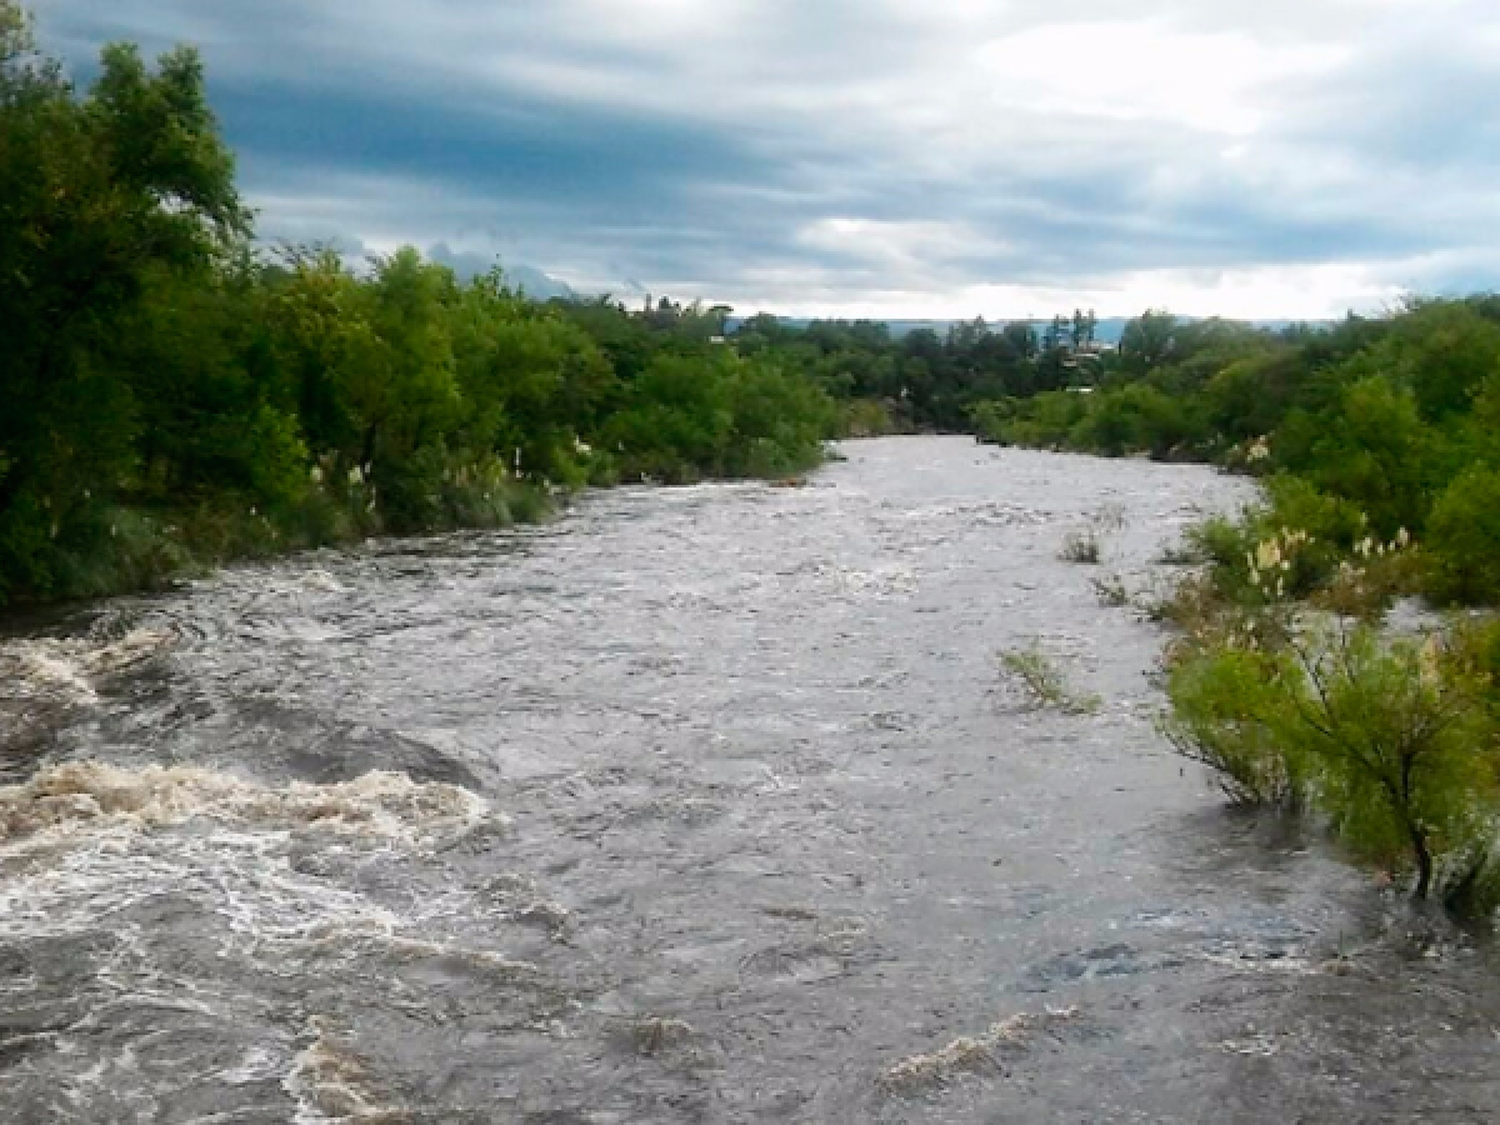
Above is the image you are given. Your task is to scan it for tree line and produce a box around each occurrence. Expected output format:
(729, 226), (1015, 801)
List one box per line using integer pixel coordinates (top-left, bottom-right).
(0, 7), (833, 605)
(971, 299), (1500, 605)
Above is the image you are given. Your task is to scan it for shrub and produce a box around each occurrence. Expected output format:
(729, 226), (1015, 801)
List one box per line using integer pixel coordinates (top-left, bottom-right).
(1165, 622), (1500, 907)
(1425, 467), (1500, 605)
(1286, 627), (1496, 901)
(1162, 642), (1309, 807)
(1059, 530), (1101, 564)
(1091, 573), (1131, 607)
(841, 398), (897, 438)
(999, 645), (1101, 715)
(1154, 539), (1204, 566)
(1184, 477), (1377, 609)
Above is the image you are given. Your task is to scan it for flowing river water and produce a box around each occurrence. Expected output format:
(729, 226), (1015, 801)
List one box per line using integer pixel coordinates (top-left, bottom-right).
(2, 435), (1498, 1124)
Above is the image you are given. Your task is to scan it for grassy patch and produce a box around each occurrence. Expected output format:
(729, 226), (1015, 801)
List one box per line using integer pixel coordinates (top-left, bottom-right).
(1090, 573), (1131, 607)
(998, 645), (1101, 715)
(1059, 531), (1101, 565)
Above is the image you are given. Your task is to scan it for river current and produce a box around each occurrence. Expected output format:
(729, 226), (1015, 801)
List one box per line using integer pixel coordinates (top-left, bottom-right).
(2, 436), (1497, 1123)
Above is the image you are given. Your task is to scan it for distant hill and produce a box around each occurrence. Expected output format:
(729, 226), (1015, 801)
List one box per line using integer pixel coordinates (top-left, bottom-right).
(426, 244), (576, 300)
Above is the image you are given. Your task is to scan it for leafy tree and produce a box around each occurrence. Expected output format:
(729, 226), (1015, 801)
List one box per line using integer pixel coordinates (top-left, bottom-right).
(1172, 626), (1497, 901)
(1426, 467), (1500, 605)
(1296, 377), (1438, 538)
(0, 7), (245, 595)
(1117, 310), (1178, 375)
(354, 250), (461, 466)
(1382, 299), (1500, 422)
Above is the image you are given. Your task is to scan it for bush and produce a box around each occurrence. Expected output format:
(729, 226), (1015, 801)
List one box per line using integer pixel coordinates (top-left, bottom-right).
(1426, 467), (1500, 605)
(1184, 477), (1376, 608)
(50, 505), (199, 598)
(1059, 530), (1101, 564)
(840, 398), (897, 438)
(1162, 642), (1308, 807)
(1165, 622), (1500, 908)
(999, 645), (1101, 714)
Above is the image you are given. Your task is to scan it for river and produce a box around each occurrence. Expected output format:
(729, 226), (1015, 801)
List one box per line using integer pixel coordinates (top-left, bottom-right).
(1, 435), (1497, 1123)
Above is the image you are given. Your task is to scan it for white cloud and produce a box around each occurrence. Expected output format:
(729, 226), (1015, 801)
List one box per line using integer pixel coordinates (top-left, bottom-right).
(976, 23), (1348, 136)
(35, 0), (1500, 317)
(720, 261), (1406, 322)
(796, 218), (1009, 269)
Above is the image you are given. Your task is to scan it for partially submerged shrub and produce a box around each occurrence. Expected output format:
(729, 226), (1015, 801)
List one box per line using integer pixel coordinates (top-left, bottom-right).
(1154, 539), (1204, 566)
(1288, 627), (1496, 901)
(1060, 504), (1126, 565)
(999, 645), (1101, 715)
(1161, 643), (1308, 807)
(1091, 573), (1131, 607)
(1308, 535), (1421, 620)
(1059, 530), (1101, 564)
(49, 505), (200, 598)
(1186, 477), (1372, 608)
(1165, 622), (1500, 907)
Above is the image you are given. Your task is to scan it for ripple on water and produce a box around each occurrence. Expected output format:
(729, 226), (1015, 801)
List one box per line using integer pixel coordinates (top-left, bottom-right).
(3, 438), (1499, 1123)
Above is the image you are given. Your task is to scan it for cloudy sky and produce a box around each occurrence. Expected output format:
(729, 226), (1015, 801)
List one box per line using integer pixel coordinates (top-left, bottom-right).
(33, 0), (1500, 319)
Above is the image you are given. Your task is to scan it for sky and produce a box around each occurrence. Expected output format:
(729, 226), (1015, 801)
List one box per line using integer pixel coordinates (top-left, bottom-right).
(31, 0), (1500, 320)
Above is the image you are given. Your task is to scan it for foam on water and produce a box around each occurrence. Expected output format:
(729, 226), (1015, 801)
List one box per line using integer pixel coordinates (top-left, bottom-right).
(284, 1016), (411, 1124)
(0, 627), (174, 705)
(0, 764), (515, 1121)
(879, 1006), (1082, 1094)
(0, 762), (492, 849)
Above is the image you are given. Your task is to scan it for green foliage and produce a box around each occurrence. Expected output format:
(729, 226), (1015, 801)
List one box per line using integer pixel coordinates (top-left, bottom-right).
(0, 10), (245, 599)
(1117, 310), (1180, 375)
(998, 645), (1101, 715)
(839, 398), (899, 438)
(1166, 622), (1500, 909)
(1185, 476), (1396, 612)
(1378, 299), (1500, 422)
(967, 295), (1500, 612)
(1426, 467), (1500, 605)
(971, 391), (1090, 448)
(599, 350), (832, 483)
(1285, 628), (1495, 901)
(1070, 382), (1207, 458)
(0, 4), (838, 605)
(1162, 643), (1308, 807)
(1287, 377), (1438, 539)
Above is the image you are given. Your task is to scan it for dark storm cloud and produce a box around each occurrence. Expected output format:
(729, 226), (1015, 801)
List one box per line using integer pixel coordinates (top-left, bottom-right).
(220, 85), (777, 217)
(29, 0), (1500, 316)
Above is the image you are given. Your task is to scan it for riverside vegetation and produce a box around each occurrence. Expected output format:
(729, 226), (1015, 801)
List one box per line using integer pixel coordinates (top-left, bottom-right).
(0, 4), (835, 606)
(6, 3), (1499, 916)
(958, 302), (1500, 915)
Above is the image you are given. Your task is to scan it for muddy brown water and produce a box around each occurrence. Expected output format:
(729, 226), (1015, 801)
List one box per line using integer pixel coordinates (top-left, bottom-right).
(2, 436), (1498, 1124)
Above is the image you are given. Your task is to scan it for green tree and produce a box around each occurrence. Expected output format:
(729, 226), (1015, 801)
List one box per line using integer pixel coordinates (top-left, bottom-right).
(1117, 310), (1178, 375)
(1169, 626), (1498, 901)
(1426, 467), (1500, 605)
(0, 8), (246, 596)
